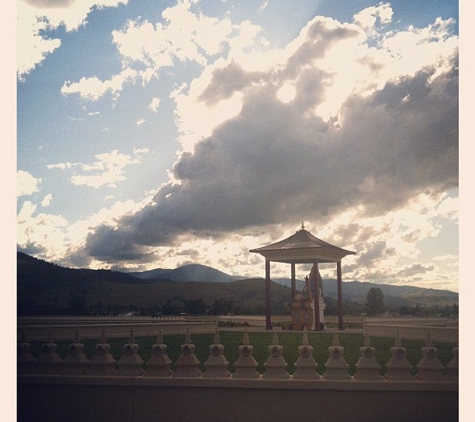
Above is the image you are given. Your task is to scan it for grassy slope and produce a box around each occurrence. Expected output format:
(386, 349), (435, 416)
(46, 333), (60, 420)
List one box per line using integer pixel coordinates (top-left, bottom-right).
(17, 252), (292, 311)
(82, 278), (291, 309)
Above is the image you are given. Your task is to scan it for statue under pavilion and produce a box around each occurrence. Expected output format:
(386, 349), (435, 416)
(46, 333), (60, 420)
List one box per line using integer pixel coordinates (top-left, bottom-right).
(250, 223), (356, 331)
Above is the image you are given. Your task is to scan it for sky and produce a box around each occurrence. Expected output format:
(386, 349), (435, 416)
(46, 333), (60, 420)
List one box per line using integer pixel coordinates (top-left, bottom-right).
(16, 0), (461, 292)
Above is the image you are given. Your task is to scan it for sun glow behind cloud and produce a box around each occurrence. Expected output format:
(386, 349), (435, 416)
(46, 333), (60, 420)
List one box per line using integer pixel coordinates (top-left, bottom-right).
(16, 0), (459, 293)
(277, 84), (296, 103)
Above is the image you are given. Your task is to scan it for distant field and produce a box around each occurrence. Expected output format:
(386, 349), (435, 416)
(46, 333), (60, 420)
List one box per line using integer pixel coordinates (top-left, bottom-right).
(216, 314), (365, 329)
(267, 314), (365, 327)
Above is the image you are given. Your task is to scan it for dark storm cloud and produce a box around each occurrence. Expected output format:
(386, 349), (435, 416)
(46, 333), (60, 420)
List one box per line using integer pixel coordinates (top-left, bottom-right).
(84, 224), (156, 262)
(332, 223), (388, 245)
(197, 62), (267, 106)
(18, 242), (47, 256)
(354, 241), (396, 267)
(82, 20), (458, 264)
(396, 263), (435, 278)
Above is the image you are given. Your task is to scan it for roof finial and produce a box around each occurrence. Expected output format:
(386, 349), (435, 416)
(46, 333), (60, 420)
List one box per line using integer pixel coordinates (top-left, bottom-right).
(301, 221), (305, 230)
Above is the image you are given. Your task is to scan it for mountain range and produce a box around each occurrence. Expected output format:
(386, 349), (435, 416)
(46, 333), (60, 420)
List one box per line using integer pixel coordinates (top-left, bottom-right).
(124, 262), (458, 308)
(17, 252), (458, 316)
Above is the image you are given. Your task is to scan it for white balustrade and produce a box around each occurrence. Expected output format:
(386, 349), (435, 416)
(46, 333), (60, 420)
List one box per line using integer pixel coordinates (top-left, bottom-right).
(17, 325), (458, 382)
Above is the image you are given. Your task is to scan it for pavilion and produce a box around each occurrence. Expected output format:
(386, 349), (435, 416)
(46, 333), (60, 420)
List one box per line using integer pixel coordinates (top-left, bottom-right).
(249, 224), (356, 331)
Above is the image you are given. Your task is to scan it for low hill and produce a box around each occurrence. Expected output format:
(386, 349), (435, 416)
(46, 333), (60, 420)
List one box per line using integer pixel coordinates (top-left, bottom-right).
(321, 280), (458, 308)
(269, 278), (457, 308)
(129, 264), (458, 308)
(17, 253), (289, 315)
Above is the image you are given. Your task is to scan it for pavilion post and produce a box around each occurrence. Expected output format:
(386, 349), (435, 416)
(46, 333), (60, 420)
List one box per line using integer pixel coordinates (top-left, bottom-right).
(337, 261), (344, 330)
(291, 262), (296, 301)
(265, 259), (272, 330)
(313, 260), (321, 331)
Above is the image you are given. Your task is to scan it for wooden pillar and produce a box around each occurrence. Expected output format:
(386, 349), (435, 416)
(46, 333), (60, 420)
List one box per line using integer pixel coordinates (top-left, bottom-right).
(313, 260), (321, 331)
(337, 261), (344, 330)
(291, 262), (296, 302)
(265, 259), (272, 330)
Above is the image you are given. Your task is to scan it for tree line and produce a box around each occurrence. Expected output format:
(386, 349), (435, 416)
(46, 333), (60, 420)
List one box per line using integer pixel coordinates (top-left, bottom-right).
(18, 286), (458, 319)
(364, 287), (458, 318)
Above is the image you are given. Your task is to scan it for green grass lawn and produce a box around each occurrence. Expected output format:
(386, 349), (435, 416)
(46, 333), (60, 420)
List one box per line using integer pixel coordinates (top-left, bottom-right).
(26, 331), (457, 376)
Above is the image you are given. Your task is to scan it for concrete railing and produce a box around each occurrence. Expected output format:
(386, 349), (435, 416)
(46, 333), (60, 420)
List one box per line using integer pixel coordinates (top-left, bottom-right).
(18, 325), (458, 422)
(17, 314), (188, 326)
(17, 321), (217, 341)
(363, 318), (459, 343)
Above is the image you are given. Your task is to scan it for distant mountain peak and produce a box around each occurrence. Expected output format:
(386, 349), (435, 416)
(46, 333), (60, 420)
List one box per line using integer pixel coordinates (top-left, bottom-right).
(155, 263), (244, 283)
(126, 262), (244, 283)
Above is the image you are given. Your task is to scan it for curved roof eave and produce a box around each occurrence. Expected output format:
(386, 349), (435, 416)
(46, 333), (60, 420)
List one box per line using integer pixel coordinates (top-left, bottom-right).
(249, 228), (356, 263)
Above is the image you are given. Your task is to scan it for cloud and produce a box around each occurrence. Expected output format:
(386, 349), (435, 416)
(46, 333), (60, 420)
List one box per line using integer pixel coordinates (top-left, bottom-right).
(197, 61), (267, 106)
(61, 69), (138, 101)
(41, 194), (53, 207)
(17, 170), (41, 196)
(23, 1), (76, 8)
(81, 9), (458, 267)
(18, 0), (129, 80)
(17, 3), (457, 292)
(47, 149), (147, 189)
(60, 0), (233, 99)
(83, 224), (152, 261)
(17, 2), (62, 80)
(395, 263), (435, 278)
(353, 2), (393, 37)
(47, 162), (74, 170)
(17, 200), (69, 259)
(17, 189), (156, 268)
(174, 7), (460, 150)
(60, 0), (266, 101)
(149, 97), (161, 113)
(334, 190), (457, 255)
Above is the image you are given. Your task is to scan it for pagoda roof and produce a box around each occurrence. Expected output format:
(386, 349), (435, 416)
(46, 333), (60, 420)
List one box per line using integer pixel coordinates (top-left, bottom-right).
(249, 227), (356, 264)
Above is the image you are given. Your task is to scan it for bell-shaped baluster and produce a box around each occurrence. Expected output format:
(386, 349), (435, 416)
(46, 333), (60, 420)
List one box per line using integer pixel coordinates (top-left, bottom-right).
(323, 333), (351, 380)
(88, 328), (117, 375)
(173, 329), (202, 377)
(203, 329), (230, 378)
(232, 330), (260, 379)
(117, 328), (144, 376)
(62, 325), (89, 375)
(262, 330), (289, 379)
(33, 326), (63, 375)
(144, 329), (173, 377)
(384, 331), (414, 381)
(293, 328), (319, 379)
(354, 331), (382, 380)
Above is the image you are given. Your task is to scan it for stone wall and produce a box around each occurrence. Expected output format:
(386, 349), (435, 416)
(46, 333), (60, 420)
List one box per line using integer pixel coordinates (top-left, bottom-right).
(363, 318), (458, 343)
(18, 376), (458, 422)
